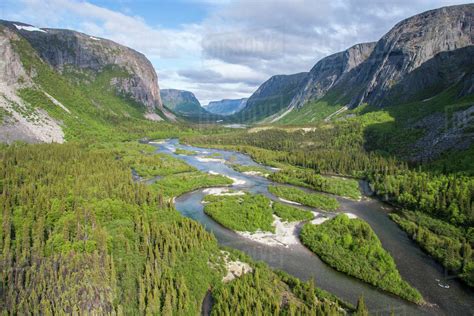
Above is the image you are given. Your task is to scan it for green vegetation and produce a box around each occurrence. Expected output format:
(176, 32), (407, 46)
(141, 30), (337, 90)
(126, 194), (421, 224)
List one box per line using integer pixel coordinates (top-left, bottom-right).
(0, 140), (369, 314)
(0, 105), (12, 122)
(369, 170), (473, 226)
(92, 141), (195, 178)
(0, 27), (387, 315)
(272, 202), (314, 222)
(184, 116), (473, 288)
(12, 35), (229, 142)
(270, 168), (361, 200)
(300, 214), (424, 304)
(277, 99), (345, 125)
(0, 142), (225, 314)
(269, 185), (339, 211)
(203, 192), (314, 233)
(390, 210), (474, 286)
(153, 171), (233, 198)
(204, 193), (275, 233)
(175, 148), (198, 155)
(183, 125), (401, 178)
(212, 261), (352, 315)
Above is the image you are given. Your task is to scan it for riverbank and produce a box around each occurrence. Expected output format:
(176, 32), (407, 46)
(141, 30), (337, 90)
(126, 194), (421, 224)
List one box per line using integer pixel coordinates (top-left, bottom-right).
(156, 139), (474, 315)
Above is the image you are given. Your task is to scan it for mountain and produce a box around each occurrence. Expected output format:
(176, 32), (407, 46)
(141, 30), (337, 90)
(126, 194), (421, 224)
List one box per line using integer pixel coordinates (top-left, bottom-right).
(160, 89), (208, 115)
(277, 4), (474, 124)
(231, 72), (308, 123)
(0, 20), (175, 143)
(346, 4), (473, 107)
(288, 42), (376, 110)
(204, 98), (248, 116)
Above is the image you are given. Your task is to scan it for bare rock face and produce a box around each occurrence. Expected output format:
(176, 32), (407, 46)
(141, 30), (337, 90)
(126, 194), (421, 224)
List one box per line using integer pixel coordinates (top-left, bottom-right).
(0, 27), (64, 143)
(346, 4), (474, 107)
(383, 46), (474, 104)
(1, 20), (174, 120)
(0, 28), (30, 87)
(290, 42), (376, 108)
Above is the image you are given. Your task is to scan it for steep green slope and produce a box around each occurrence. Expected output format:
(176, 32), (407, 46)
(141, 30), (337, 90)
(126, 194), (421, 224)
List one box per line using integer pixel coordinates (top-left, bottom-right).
(276, 94), (345, 125)
(9, 35), (185, 141)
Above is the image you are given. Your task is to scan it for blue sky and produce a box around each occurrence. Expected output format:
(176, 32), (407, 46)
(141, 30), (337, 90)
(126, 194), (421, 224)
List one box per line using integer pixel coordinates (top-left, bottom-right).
(0, 0), (468, 104)
(83, 0), (212, 28)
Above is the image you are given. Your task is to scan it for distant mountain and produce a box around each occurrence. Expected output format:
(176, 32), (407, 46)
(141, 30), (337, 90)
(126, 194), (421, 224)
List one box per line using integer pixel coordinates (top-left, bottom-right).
(160, 89), (209, 116)
(0, 19), (175, 143)
(231, 73), (308, 123)
(204, 98), (248, 116)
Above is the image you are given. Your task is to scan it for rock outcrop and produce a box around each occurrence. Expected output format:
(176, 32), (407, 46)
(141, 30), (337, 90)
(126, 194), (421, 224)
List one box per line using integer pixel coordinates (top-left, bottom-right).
(204, 98), (248, 116)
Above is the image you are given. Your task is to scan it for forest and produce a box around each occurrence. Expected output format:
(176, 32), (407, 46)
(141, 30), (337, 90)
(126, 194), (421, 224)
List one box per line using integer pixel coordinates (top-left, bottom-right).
(152, 171), (232, 199)
(0, 142), (225, 314)
(300, 214), (424, 304)
(184, 123), (474, 286)
(0, 141), (364, 315)
(269, 168), (361, 200)
(204, 192), (315, 233)
(211, 262), (353, 316)
(390, 210), (474, 286)
(228, 163), (273, 177)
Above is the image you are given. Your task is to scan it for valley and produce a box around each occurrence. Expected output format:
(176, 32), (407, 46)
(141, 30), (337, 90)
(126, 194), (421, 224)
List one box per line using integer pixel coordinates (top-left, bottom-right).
(1, 3), (473, 316)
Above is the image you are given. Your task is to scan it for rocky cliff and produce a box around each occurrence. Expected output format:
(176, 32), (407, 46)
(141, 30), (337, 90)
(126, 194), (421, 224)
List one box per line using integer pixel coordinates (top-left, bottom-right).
(344, 4), (473, 107)
(0, 20), (175, 121)
(289, 42), (376, 109)
(204, 98), (248, 116)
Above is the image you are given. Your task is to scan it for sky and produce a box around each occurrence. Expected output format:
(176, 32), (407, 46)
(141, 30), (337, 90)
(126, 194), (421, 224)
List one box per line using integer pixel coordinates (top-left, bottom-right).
(0, 0), (468, 105)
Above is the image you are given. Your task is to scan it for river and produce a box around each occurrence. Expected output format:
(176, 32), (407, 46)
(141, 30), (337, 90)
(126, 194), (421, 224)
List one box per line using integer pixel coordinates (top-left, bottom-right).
(150, 139), (474, 315)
